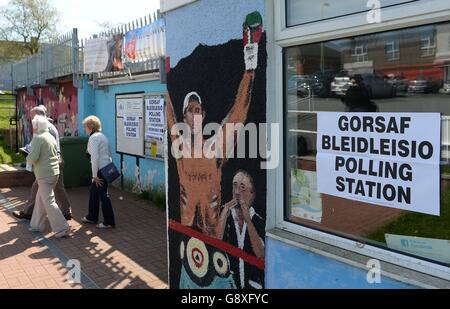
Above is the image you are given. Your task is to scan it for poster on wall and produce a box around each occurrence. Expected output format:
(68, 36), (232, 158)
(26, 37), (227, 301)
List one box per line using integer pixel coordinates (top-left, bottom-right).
(145, 96), (165, 140)
(166, 11), (267, 290)
(124, 20), (166, 63)
(83, 38), (109, 74)
(123, 116), (140, 139)
(125, 28), (141, 62)
(290, 169), (323, 223)
(117, 97), (143, 117)
(144, 94), (165, 160)
(83, 35), (124, 73)
(316, 113), (441, 216)
(107, 34), (124, 72)
(116, 94), (144, 157)
(385, 234), (450, 264)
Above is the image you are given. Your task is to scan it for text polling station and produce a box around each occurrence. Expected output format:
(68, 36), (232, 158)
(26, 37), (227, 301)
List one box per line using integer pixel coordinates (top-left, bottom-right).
(317, 113), (441, 216)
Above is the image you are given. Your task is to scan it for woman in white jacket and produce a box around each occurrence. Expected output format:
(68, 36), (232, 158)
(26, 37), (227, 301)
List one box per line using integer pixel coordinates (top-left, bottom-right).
(81, 116), (116, 229)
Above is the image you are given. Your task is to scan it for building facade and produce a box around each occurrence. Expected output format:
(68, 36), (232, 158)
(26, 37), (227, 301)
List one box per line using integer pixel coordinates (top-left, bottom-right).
(162, 0), (450, 289)
(77, 77), (166, 193)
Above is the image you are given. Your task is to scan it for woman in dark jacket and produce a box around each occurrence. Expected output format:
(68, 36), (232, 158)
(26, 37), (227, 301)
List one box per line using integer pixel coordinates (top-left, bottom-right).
(342, 74), (378, 112)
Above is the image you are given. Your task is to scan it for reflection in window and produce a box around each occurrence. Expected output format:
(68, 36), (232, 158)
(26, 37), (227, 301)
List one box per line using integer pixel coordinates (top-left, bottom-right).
(284, 22), (450, 266)
(421, 35), (436, 57)
(352, 43), (369, 63)
(386, 41), (400, 61)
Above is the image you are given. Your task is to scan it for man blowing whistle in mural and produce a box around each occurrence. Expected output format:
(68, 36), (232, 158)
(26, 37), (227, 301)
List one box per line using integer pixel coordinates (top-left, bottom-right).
(167, 12), (263, 238)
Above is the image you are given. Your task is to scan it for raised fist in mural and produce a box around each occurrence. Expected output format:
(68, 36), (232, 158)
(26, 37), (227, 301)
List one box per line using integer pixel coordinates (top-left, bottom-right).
(243, 11), (263, 72)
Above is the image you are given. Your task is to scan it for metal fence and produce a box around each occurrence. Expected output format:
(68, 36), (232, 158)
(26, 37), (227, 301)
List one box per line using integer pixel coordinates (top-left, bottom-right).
(43, 30), (78, 81)
(7, 29), (79, 91)
(78, 11), (165, 88)
(0, 63), (13, 91)
(5, 10), (165, 91)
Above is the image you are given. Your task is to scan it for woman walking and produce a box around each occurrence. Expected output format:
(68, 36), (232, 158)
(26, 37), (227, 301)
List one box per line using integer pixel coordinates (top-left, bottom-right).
(27, 115), (70, 238)
(82, 116), (116, 229)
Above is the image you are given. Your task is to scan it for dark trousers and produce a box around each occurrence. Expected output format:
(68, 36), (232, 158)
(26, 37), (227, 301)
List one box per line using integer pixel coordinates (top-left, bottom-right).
(87, 174), (115, 226)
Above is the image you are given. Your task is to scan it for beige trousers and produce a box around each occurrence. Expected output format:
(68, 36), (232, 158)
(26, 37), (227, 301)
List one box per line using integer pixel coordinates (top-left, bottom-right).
(23, 161), (71, 216)
(30, 175), (70, 234)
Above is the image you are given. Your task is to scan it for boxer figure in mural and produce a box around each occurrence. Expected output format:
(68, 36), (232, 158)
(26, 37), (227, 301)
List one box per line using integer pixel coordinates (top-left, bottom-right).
(167, 12), (263, 238)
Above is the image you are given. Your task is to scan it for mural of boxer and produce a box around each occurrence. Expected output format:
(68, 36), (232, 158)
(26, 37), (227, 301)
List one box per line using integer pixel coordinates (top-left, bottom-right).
(167, 11), (267, 289)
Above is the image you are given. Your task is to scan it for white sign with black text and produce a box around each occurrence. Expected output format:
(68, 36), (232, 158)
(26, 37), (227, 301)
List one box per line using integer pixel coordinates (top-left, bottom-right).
(123, 116), (140, 139)
(83, 38), (109, 74)
(316, 112), (441, 216)
(145, 97), (165, 141)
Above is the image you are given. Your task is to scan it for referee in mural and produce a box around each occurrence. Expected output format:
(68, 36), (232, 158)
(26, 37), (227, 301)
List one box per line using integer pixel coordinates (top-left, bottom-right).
(217, 170), (265, 289)
(167, 11), (267, 289)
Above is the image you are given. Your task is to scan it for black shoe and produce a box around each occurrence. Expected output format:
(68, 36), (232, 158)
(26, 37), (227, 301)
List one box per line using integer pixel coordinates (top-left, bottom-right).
(12, 211), (31, 220)
(64, 213), (72, 221)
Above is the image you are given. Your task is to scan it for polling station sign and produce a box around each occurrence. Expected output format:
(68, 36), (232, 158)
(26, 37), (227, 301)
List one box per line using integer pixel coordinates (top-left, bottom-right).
(123, 116), (140, 139)
(145, 97), (165, 141)
(316, 113), (441, 216)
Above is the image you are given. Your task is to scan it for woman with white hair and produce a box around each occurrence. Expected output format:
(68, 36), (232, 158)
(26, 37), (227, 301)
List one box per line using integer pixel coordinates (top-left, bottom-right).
(27, 115), (70, 238)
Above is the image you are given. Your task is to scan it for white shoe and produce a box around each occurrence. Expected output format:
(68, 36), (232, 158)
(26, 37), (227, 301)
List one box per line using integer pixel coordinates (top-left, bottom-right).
(96, 223), (115, 229)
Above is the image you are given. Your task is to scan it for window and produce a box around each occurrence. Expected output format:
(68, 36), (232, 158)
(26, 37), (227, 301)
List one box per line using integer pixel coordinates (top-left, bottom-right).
(286, 0), (420, 27)
(284, 22), (449, 267)
(385, 41), (400, 61)
(421, 35), (436, 57)
(352, 43), (369, 63)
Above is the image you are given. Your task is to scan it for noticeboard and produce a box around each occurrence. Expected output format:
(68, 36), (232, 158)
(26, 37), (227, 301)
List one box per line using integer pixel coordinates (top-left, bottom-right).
(116, 94), (145, 157)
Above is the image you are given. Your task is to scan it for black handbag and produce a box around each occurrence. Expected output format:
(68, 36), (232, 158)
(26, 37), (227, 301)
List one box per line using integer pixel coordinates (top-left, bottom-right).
(99, 162), (120, 184)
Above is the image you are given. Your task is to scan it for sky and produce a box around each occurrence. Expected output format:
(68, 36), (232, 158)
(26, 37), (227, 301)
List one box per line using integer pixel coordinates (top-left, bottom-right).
(0, 0), (161, 39)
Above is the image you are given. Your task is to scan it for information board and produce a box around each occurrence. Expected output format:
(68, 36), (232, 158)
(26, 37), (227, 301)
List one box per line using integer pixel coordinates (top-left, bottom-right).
(116, 94), (145, 157)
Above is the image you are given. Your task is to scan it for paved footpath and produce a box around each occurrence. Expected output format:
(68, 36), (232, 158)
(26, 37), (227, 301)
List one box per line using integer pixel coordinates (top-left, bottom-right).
(0, 186), (168, 289)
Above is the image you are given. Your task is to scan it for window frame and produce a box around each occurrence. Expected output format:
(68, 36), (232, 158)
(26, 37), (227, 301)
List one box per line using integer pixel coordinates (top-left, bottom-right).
(385, 40), (400, 61)
(352, 43), (369, 63)
(271, 0), (450, 281)
(285, 0), (420, 28)
(420, 35), (437, 57)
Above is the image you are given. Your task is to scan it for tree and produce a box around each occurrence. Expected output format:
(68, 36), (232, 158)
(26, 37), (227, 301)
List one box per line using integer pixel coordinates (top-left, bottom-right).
(0, 0), (59, 55)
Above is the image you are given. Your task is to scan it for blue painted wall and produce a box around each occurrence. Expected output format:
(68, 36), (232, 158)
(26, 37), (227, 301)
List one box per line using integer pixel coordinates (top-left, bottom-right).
(266, 237), (416, 289)
(165, 0), (266, 67)
(78, 78), (166, 190)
